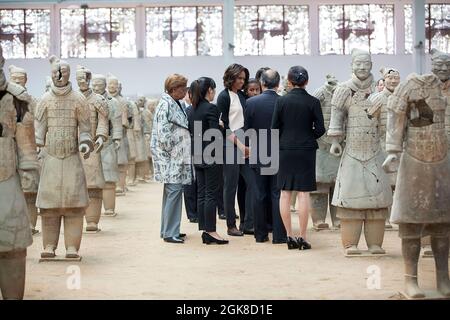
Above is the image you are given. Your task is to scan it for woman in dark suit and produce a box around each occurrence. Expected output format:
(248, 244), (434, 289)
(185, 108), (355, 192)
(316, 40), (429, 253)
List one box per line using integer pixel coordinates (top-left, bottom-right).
(271, 66), (325, 250)
(188, 77), (228, 245)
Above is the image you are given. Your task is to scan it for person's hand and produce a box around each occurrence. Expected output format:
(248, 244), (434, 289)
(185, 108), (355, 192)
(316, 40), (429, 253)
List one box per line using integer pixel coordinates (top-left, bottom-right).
(382, 153), (400, 173)
(219, 119), (224, 128)
(94, 137), (105, 153)
(330, 142), (342, 157)
(79, 143), (91, 159)
(240, 146), (250, 159)
(114, 140), (121, 150)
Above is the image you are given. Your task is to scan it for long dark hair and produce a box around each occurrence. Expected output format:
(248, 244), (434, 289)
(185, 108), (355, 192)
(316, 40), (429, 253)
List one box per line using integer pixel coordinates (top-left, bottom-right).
(190, 77), (216, 108)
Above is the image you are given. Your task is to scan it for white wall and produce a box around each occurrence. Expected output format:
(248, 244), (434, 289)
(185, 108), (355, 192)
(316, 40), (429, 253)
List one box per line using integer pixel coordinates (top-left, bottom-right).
(4, 53), (432, 99)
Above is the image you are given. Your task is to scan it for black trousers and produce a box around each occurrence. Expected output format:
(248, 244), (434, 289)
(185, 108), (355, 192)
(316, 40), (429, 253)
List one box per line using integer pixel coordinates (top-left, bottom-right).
(183, 178), (197, 220)
(196, 165), (220, 232)
(251, 168), (286, 241)
(217, 167), (224, 216)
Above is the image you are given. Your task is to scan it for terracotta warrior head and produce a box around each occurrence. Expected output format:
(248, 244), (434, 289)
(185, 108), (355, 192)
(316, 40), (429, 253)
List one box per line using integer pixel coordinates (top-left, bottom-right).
(326, 74), (338, 86)
(380, 67), (400, 93)
(76, 65), (92, 92)
(136, 96), (146, 109)
(107, 74), (119, 96)
(9, 65), (27, 87)
(351, 49), (372, 81)
(49, 55), (70, 87)
(431, 49), (450, 83)
(92, 74), (107, 95)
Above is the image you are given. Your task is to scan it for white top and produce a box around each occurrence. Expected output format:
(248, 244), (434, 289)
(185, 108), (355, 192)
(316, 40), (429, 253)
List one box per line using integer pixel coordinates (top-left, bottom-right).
(228, 90), (245, 131)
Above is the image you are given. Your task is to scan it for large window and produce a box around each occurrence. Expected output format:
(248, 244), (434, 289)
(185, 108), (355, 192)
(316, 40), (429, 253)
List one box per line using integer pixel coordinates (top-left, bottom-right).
(0, 9), (50, 58)
(319, 4), (394, 55)
(60, 7), (136, 58)
(146, 6), (223, 57)
(405, 4), (449, 54)
(234, 5), (310, 56)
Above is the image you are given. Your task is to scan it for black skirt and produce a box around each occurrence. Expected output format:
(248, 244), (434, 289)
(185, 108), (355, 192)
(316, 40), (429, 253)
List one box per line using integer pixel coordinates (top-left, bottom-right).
(277, 148), (317, 191)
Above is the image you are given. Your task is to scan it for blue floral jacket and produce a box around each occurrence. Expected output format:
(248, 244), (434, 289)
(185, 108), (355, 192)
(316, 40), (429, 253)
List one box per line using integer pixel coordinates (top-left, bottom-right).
(150, 93), (192, 184)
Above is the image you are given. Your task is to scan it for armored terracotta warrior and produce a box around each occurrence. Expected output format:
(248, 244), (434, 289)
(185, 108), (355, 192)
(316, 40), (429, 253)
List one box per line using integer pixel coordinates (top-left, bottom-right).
(368, 67), (401, 230)
(92, 74), (122, 216)
(328, 49), (393, 256)
(76, 66), (109, 231)
(135, 96), (151, 181)
(142, 98), (157, 180)
(311, 74), (340, 230)
(107, 75), (129, 194)
(0, 46), (38, 299)
(35, 56), (93, 259)
(8, 65), (40, 235)
(126, 98), (141, 186)
(383, 71), (450, 298)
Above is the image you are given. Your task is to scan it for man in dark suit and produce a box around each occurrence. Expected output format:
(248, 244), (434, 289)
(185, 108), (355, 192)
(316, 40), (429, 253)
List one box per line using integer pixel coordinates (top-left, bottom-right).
(245, 69), (287, 243)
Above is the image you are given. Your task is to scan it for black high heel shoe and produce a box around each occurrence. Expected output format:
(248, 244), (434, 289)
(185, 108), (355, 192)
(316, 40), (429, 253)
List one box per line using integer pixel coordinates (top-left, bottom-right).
(298, 237), (311, 250)
(287, 236), (300, 250)
(202, 232), (229, 245)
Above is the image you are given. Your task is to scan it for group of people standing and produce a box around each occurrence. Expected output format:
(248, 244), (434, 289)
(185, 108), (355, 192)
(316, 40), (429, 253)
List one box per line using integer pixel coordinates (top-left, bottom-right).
(151, 63), (326, 250)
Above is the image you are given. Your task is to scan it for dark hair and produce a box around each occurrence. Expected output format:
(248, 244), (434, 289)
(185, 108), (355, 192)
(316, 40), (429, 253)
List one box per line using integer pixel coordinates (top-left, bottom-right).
(255, 67), (270, 82)
(288, 66), (309, 87)
(260, 69), (280, 89)
(190, 77), (216, 108)
(377, 78), (385, 84)
(244, 78), (259, 95)
(223, 63), (249, 90)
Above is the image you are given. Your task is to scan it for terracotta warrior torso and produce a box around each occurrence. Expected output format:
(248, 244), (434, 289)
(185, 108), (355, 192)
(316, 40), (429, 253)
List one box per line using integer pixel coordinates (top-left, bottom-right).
(0, 82), (36, 251)
(81, 89), (109, 189)
(35, 83), (92, 208)
(109, 92), (130, 165)
(313, 82), (340, 184)
(328, 75), (392, 209)
(387, 74), (450, 224)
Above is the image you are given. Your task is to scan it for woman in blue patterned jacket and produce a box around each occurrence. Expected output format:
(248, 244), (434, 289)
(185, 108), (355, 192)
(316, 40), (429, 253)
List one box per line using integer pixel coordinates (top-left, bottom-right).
(150, 74), (192, 244)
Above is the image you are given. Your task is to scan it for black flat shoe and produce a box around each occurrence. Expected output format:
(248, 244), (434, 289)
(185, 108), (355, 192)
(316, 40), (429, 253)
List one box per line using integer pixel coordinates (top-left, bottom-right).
(287, 236), (300, 250)
(256, 236), (269, 243)
(179, 233), (186, 238)
(202, 232), (229, 245)
(298, 237), (311, 250)
(164, 236), (184, 244)
(272, 238), (287, 244)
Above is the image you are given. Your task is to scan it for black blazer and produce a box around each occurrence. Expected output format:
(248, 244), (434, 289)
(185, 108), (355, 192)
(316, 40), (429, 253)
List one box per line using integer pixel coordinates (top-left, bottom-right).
(188, 99), (222, 167)
(245, 90), (280, 167)
(216, 88), (247, 138)
(271, 88), (325, 150)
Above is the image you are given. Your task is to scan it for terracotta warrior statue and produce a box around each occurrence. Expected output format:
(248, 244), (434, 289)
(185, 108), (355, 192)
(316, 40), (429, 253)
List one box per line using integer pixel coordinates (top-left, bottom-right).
(368, 67), (401, 229)
(311, 74), (340, 230)
(142, 98), (157, 180)
(35, 56), (93, 259)
(135, 96), (151, 182)
(383, 69), (450, 298)
(107, 75), (129, 194)
(8, 65), (40, 235)
(92, 74), (122, 216)
(126, 98), (141, 186)
(76, 66), (109, 231)
(0, 46), (38, 299)
(328, 48), (393, 255)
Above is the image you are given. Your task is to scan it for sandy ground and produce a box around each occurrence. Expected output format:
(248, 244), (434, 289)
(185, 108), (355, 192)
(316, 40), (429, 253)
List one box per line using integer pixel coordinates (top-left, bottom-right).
(21, 180), (440, 300)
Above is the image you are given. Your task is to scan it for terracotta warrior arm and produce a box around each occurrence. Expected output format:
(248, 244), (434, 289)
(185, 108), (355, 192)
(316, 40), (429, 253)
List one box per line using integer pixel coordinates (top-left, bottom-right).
(386, 83), (409, 153)
(34, 98), (47, 147)
(95, 97), (109, 141)
(367, 92), (383, 119)
(76, 99), (94, 152)
(132, 103), (142, 132)
(110, 99), (123, 141)
(15, 111), (39, 170)
(328, 85), (350, 138)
